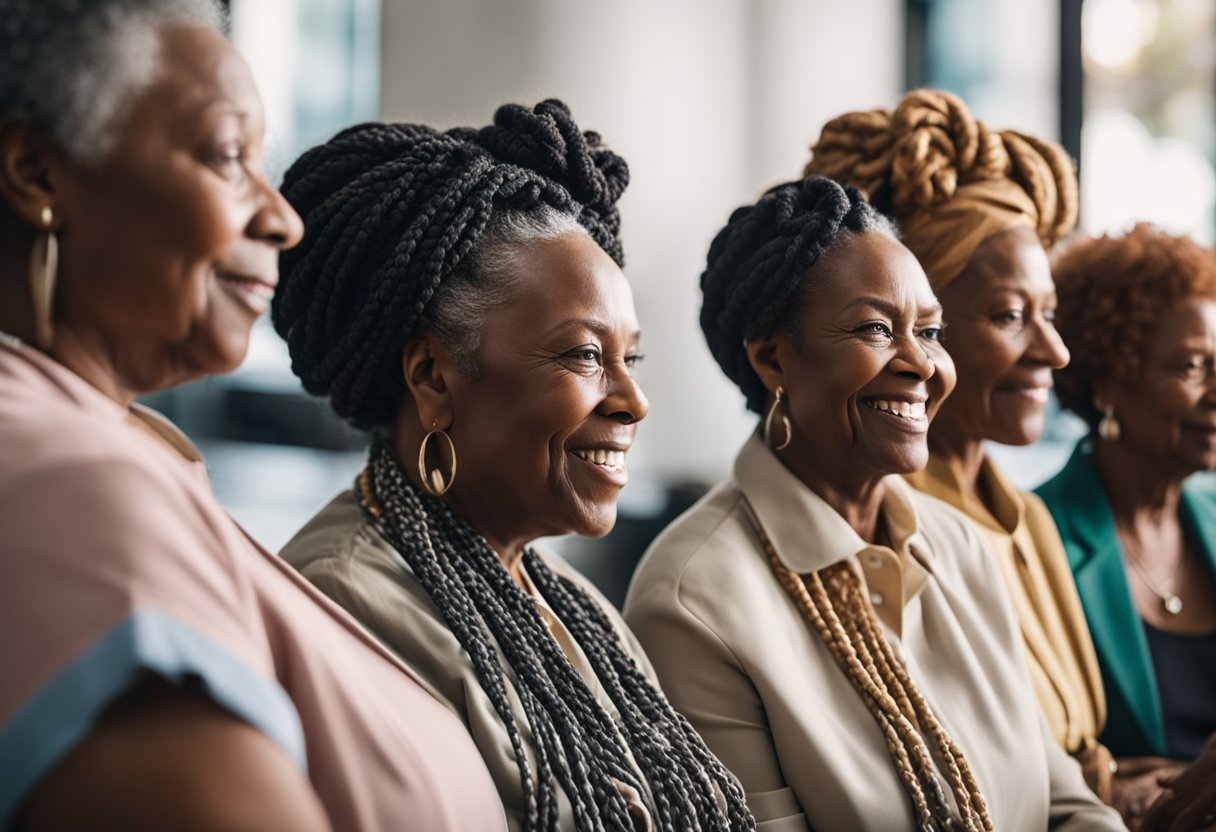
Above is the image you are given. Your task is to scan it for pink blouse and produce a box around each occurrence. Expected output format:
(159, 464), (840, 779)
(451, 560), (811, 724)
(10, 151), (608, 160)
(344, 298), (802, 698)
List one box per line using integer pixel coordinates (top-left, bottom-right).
(0, 340), (506, 831)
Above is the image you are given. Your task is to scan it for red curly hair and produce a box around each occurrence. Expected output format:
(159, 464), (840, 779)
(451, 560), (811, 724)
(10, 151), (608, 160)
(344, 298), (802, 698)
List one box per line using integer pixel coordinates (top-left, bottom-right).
(1051, 222), (1216, 428)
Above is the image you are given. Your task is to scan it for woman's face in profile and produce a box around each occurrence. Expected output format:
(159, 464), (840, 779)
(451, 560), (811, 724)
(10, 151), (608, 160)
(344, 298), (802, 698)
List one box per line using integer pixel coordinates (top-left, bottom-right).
(1106, 295), (1216, 477)
(766, 233), (954, 488)
(934, 226), (1070, 446)
(53, 23), (301, 390)
(444, 230), (648, 544)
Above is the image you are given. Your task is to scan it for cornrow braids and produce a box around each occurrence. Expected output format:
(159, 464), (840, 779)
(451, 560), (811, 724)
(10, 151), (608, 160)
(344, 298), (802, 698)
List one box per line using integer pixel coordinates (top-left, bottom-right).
(750, 515), (994, 832)
(359, 437), (755, 832)
(272, 99), (628, 431)
(699, 176), (897, 414)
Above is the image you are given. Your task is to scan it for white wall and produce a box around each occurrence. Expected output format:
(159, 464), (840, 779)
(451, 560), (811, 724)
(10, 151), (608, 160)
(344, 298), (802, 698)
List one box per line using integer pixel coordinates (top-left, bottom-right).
(380, 0), (903, 484)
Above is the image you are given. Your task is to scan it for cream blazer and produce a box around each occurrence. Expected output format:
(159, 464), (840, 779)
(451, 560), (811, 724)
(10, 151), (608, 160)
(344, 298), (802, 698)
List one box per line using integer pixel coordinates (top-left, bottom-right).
(280, 489), (659, 831)
(624, 433), (1122, 832)
(906, 455), (1109, 791)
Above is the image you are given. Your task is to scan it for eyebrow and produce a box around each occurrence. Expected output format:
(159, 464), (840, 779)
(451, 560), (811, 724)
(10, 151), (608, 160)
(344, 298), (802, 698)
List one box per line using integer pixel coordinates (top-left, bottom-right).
(543, 318), (642, 340)
(843, 296), (943, 317)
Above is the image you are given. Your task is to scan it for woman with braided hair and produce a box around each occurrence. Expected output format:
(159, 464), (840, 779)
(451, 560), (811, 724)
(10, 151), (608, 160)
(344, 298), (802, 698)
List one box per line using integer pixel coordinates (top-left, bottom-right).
(805, 89), (1117, 802)
(624, 175), (1123, 830)
(273, 99), (755, 832)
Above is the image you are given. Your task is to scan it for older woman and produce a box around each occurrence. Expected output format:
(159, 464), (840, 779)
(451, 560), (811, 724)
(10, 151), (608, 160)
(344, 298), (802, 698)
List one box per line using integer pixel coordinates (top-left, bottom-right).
(1036, 223), (1216, 828)
(804, 89), (1114, 798)
(623, 175), (1123, 830)
(0, 2), (505, 829)
(271, 100), (754, 832)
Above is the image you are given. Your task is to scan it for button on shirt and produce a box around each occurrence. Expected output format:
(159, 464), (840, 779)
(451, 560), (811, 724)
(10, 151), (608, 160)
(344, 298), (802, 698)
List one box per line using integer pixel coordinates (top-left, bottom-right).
(624, 433), (1122, 832)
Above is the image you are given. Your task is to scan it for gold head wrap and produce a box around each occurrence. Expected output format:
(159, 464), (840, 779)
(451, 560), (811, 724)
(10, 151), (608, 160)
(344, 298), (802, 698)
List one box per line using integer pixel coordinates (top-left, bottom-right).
(805, 89), (1078, 291)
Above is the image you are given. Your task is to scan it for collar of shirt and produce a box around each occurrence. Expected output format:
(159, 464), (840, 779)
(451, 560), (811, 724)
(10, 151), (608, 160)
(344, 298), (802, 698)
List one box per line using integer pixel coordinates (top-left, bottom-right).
(733, 431), (934, 636)
(907, 453), (1023, 537)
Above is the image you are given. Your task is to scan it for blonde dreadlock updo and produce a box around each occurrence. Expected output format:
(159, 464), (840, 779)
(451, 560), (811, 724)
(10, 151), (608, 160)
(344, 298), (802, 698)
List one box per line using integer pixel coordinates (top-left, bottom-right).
(805, 88), (1078, 291)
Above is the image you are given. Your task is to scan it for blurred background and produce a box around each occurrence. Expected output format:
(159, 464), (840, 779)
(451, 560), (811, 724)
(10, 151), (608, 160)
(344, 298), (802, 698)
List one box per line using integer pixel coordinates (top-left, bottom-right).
(152, 0), (1216, 605)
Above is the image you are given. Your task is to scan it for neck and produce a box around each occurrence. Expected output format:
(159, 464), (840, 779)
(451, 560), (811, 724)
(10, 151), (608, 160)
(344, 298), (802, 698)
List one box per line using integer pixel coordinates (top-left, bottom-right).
(927, 423), (987, 500)
(777, 445), (887, 542)
(388, 425), (531, 588)
(1092, 438), (1185, 529)
(0, 279), (139, 408)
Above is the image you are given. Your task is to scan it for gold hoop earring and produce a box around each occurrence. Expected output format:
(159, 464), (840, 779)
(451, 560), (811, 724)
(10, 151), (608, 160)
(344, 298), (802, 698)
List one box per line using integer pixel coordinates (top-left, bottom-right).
(418, 421), (457, 496)
(1097, 404), (1120, 442)
(29, 205), (58, 350)
(764, 386), (792, 451)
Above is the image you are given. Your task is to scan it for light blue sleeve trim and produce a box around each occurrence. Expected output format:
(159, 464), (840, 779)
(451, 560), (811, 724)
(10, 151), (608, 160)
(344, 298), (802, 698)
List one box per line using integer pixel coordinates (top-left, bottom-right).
(0, 609), (306, 826)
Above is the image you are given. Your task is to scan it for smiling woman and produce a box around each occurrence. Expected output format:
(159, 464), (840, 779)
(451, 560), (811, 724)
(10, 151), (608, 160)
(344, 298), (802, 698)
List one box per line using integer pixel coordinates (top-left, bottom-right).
(806, 88), (1117, 802)
(272, 100), (755, 832)
(1038, 224), (1216, 829)
(0, 2), (506, 830)
(624, 175), (1123, 830)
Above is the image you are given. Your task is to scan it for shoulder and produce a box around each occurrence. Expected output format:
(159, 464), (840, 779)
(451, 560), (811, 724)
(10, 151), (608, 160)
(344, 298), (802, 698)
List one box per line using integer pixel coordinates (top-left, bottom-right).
(626, 481), (757, 613)
(279, 491), (465, 698)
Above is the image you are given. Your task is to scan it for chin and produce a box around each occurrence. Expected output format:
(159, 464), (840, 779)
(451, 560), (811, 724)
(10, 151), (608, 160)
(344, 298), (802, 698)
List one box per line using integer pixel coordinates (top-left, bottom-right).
(571, 505), (618, 539)
(192, 327), (253, 377)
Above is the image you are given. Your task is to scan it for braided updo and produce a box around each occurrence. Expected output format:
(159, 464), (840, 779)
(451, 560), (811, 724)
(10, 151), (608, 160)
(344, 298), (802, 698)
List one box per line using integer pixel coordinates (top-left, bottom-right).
(806, 88), (1077, 291)
(272, 99), (629, 430)
(700, 175), (896, 414)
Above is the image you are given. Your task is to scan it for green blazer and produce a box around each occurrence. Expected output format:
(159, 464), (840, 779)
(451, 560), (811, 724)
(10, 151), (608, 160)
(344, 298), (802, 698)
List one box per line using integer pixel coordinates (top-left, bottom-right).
(1036, 440), (1216, 757)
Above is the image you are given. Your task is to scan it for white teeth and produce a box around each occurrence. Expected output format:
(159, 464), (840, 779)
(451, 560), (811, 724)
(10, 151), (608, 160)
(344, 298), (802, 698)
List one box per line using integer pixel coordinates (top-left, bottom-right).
(866, 400), (926, 419)
(573, 449), (625, 467)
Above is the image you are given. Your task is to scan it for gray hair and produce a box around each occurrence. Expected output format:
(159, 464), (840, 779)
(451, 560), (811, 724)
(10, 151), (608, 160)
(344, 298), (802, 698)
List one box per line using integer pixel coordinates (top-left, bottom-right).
(0, 0), (226, 165)
(424, 204), (587, 376)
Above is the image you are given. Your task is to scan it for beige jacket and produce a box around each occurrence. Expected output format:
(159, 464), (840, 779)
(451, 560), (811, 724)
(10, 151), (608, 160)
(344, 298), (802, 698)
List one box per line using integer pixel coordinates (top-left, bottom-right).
(906, 455), (1111, 796)
(624, 433), (1123, 831)
(280, 489), (659, 831)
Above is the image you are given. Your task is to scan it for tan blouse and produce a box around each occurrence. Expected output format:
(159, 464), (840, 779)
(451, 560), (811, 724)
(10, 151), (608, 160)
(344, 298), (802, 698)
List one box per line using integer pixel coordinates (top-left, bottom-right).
(624, 433), (1122, 831)
(906, 456), (1110, 790)
(280, 490), (658, 831)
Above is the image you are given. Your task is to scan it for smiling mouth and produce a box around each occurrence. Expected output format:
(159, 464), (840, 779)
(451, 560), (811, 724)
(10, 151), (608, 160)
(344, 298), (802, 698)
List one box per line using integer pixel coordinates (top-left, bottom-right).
(571, 448), (626, 468)
(219, 274), (276, 314)
(864, 400), (927, 419)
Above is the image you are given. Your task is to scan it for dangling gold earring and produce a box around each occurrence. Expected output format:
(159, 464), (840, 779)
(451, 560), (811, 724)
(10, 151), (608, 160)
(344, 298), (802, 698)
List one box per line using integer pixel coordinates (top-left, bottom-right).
(764, 386), (792, 451)
(1097, 403), (1120, 442)
(29, 205), (58, 350)
(418, 420), (457, 495)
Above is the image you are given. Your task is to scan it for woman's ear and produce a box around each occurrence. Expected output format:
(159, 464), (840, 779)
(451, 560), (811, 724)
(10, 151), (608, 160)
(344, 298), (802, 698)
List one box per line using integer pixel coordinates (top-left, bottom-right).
(401, 336), (456, 430)
(0, 122), (65, 229)
(745, 335), (787, 397)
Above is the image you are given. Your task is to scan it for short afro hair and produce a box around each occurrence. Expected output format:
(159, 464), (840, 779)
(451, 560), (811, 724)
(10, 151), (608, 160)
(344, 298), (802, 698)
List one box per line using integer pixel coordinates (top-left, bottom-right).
(1052, 222), (1216, 428)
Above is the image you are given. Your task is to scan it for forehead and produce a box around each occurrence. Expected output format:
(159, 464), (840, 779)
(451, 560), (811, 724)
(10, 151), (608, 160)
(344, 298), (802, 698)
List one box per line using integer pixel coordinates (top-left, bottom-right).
(1146, 296), (1216, 354)
(119, 23), (261, 139)
(493, 231), (638, 334)
(950, 226), (1053, 297)
(811, 232), (937, 313)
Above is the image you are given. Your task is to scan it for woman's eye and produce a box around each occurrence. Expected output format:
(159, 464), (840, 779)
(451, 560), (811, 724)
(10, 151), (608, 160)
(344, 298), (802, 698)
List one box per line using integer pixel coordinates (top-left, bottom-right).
(624, 353), (645, 368)
(567, 347), (602, 365)
(919, 326), (945, 343)
(1043, 308), (1058, 323)
(857, 322), (893, 338)
(211, 143), (246, 177)
(993, 309), (1025, 326)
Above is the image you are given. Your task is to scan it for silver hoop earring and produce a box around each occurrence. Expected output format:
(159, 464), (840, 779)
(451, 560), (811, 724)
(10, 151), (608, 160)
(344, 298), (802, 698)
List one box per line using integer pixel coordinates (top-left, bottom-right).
(29, 205), (58, 350)
(418, 422), (457, 496)
(1097, 404), (1120, 442)
(764, 386), (792, 451)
